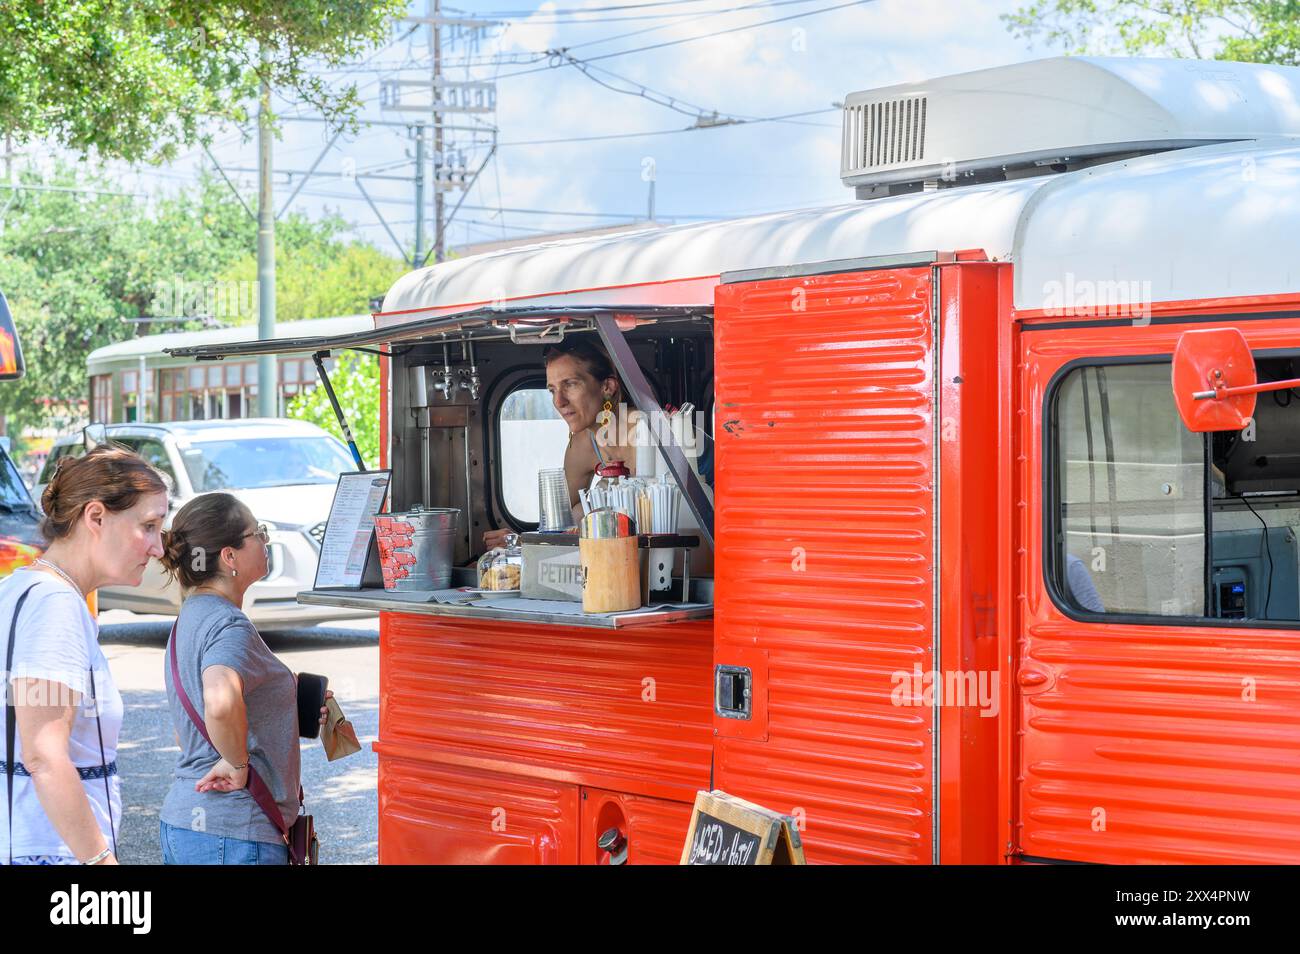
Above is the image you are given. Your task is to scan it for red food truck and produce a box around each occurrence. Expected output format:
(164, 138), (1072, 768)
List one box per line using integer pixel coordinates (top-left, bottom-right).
(171, 56), (1300, 864)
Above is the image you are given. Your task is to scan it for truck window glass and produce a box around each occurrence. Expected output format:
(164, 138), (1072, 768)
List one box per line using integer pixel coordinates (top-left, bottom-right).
(498, 387), (566, 524)
(1207, 355), (1300, 621)
(1052, 363), (1207, 617)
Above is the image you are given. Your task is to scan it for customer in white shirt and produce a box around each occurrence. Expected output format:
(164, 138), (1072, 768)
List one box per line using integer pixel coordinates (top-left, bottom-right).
(1, 444), (168, 865)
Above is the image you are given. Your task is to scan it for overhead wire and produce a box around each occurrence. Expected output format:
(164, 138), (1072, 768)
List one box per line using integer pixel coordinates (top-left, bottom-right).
(496, 0), (874, 75)
(549, 0), (829, 50)
(425, 0), (829, 69)
(474, 0), (826, 27)
(447, 0), (727, 16)
(494, 107), (837, 145)
(111, 0), (856, 250)
(557, 55), (837, 127)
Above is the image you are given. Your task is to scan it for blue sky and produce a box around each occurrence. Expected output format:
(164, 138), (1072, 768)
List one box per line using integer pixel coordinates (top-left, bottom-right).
(111, 0), (1052, 257)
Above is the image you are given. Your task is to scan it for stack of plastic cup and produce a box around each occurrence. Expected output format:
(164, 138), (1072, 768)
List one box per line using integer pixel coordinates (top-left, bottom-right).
(537, 468), (574, 531)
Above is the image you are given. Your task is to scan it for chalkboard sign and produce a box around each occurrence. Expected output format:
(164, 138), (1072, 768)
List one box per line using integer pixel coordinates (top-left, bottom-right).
(680, 791), (806, 865)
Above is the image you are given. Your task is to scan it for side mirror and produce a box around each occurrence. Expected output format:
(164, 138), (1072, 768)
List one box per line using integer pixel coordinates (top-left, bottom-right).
(82, 423), (108, 451)
(1172, 327), (1265, 432)
(0, 290), (26, 382)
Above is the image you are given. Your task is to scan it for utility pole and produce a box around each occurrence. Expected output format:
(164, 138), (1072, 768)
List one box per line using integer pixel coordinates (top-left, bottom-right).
(413, 123), (425, 267)
(433, 0), (445, 264)
(384, 5), (498, 265)
(257, 45), (277, 418)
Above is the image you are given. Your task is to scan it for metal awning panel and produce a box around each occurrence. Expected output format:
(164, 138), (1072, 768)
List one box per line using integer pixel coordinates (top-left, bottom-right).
(164, 304), (709, 360)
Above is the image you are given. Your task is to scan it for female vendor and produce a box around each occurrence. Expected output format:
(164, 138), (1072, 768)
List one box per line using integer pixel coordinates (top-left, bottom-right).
(482, 338), (640, 550)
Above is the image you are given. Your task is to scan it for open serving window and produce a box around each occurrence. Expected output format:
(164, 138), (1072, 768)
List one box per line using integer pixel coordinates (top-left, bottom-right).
(166, 304), (716, 629)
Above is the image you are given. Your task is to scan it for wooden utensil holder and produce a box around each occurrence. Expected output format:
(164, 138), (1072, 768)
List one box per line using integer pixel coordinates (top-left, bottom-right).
(579, 536), (642, 613)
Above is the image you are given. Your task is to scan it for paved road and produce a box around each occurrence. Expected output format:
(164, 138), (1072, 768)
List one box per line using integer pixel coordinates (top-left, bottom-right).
(99, 609), (380, 866)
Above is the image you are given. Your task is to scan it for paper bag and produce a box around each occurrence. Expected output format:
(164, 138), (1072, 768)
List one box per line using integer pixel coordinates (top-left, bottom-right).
(321, 696), (362, 762)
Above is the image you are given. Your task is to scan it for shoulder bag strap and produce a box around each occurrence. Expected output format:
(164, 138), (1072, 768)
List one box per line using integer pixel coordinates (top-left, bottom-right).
(167, 622), (288, 840)
(86, 663), (117, 857)
(5, 584), (38, 865)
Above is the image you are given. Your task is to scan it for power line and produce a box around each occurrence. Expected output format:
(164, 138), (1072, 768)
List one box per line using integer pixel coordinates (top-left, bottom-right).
(558, 54), (836, 127)
(97, 0), (854, 268)
(448, 0), (724, 15)
(563, 55), (738, 121)
(459, 202), (719, 219)
(422, 0), (830, 70)
(482, 0), (826, 26)
(494, 107), (836, 145)
(279, 185), (729, 221)
(496, 0), (874, 75)
(545, 0), (827, 49)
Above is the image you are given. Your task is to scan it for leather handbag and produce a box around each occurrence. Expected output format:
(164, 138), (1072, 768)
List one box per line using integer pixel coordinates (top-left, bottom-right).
(168, 622), (318, 865)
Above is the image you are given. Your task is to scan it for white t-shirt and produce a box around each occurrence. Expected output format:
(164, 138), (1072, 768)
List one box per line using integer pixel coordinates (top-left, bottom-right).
(0, 569), (122, 860)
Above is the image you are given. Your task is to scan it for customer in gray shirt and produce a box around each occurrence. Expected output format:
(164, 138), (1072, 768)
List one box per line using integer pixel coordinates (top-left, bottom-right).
(157, 493), (329, 865)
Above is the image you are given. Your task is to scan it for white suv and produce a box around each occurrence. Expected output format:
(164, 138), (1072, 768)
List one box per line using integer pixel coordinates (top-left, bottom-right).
(36, 419), (373, 629)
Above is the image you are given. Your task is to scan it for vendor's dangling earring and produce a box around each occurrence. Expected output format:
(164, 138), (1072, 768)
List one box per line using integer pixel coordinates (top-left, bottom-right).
(598, 395), (614, 428)
(232, 569), (238, 579)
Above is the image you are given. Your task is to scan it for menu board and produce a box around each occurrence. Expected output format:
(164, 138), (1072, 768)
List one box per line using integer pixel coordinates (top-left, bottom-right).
(314, 470), (391, 590)
(680, 790), (806, 865)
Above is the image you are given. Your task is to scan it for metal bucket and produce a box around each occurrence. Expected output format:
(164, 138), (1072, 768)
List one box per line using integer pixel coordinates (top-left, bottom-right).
(374, 507), (460, 591)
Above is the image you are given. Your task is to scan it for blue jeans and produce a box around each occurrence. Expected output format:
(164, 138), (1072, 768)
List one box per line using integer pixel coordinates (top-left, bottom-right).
(160, 820), (288, 866)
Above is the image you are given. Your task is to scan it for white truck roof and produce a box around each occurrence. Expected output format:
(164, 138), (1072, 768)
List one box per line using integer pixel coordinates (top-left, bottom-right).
(379, 58), (1300, 319)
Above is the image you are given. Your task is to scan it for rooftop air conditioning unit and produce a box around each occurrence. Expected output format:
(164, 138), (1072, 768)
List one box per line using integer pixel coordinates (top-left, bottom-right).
(841, 56), (1300, 198)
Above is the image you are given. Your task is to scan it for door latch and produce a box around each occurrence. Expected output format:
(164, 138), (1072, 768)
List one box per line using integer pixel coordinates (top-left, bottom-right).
(715, 665), (752, 720)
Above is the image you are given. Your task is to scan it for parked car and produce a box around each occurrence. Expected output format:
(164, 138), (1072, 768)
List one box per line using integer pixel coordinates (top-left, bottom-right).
(36, 419), (372, 628)
(0, 440), (43, 579)
(0, 288), (41, 578)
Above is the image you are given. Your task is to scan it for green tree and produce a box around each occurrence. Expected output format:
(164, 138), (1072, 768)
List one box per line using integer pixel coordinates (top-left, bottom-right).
(286, 350), (379, 468)
(0, 0), (407, 163)
(1005, 1), (1300, 63)
(0, 162), (402, 437)
(0, 166), (179, 435)
(216, 232), (406, 323)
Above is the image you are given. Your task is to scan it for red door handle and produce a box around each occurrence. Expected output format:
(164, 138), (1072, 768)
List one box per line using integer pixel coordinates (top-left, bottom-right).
(1016, 666), (1056, 694)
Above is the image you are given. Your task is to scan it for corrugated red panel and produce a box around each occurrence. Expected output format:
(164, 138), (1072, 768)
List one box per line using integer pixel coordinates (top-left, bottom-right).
(622, 795), (697, 865)
(379, 757), (578, 864)
(712, 267), (937, 864)
(1018, 620), (1300, 864)
(378, 614), (714, 805)
(1018, 320), (1300, 864)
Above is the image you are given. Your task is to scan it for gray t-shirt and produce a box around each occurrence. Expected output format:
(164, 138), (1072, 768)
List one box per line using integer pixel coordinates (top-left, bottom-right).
(160, 595), (299, 845)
